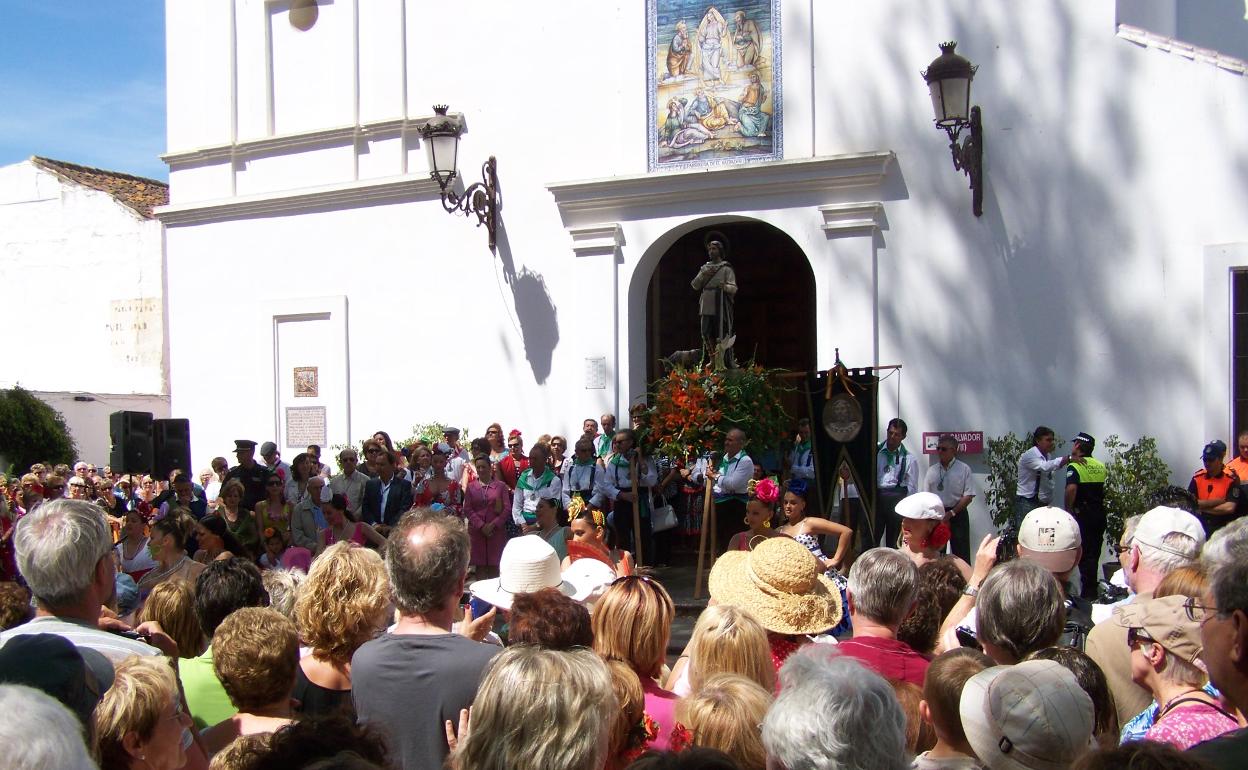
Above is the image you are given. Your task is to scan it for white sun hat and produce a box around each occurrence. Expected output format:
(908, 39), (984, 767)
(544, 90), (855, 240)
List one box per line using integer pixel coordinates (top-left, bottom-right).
(468, 535), (590, 610)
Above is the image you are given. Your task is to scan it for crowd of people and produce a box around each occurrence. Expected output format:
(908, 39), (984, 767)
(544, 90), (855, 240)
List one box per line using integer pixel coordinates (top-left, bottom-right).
(0, 414), (1246, 770)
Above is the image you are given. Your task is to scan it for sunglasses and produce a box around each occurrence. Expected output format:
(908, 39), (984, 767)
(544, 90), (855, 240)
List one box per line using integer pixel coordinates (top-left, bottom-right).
(1126, 627), (1156, 648)
(508, 443), (521, 449)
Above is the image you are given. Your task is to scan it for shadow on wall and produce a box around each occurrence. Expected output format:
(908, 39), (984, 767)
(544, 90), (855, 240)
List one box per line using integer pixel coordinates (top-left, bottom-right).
(495, 223), (560, 384)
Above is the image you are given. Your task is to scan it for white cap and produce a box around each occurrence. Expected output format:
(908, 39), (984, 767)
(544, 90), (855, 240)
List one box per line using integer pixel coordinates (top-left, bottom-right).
(1133, 506), (1206, 557)
(894, 491), (945, 520)
(960, 660), (1094, 770)
(1017, 507), (1081, 574)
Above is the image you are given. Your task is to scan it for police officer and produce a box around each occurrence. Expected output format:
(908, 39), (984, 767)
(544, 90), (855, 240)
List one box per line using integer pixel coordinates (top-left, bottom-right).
(1064, 432), (1107, 600)
(225, 439), (272, 511)
(1188, 440), (1244, 538)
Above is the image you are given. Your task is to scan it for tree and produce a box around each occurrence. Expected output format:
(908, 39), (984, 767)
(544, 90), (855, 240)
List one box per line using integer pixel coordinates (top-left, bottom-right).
(0, 386), (77, 473)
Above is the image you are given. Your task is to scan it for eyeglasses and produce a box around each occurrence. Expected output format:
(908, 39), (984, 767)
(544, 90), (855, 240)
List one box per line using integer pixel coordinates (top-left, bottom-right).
(507, 443), (521, 449)
(1126, 627), (1156, 648)
(164, 699), (184, 721)
(1184, 596), (1219, 623)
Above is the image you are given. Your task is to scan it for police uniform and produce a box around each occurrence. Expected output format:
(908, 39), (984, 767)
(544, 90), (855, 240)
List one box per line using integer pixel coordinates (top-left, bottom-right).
(1065, 454), (1107, 600)
(1189, 467), (1244, 538)
(225, 440), (272, 511)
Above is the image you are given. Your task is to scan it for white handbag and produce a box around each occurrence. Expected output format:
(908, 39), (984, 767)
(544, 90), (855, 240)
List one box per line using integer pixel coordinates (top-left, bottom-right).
(651, 501), (678, 533)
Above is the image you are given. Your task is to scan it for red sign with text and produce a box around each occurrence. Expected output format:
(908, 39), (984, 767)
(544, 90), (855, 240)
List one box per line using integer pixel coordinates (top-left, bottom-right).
(922, 431), (984, 455)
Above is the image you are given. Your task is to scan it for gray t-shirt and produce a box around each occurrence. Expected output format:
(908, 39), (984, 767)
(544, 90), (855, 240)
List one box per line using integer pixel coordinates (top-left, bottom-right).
(351, 632), (499, 770)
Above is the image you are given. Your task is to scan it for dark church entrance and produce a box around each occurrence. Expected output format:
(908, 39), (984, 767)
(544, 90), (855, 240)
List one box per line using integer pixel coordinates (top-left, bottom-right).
(646, 222), (816, 383)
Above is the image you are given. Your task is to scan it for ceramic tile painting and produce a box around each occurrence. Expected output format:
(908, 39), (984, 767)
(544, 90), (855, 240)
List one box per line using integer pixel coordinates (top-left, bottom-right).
(647, 0), (783, 171)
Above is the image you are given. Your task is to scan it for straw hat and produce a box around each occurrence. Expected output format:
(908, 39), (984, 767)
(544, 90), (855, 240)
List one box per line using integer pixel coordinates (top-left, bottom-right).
(708, 536), (842, 635)
(469, 535), (591, 611)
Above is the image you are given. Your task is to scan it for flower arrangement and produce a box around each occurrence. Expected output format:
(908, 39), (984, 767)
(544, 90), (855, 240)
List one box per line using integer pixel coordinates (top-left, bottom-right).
(636, 363), (791, 460)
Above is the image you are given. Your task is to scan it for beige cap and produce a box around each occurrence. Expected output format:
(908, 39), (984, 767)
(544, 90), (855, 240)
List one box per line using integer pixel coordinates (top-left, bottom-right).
(1017, 507), (1081, 574)
(1112, 594), (1204, 664)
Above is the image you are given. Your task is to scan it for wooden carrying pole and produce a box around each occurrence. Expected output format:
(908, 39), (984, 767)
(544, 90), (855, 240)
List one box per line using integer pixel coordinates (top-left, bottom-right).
(694, 474), (714, 598)
(631, 452), (644, 568)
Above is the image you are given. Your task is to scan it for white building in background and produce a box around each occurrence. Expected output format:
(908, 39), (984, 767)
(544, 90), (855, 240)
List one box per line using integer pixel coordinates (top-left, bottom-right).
(159, 1), (1248, 545)
(0, 157), (170, 465)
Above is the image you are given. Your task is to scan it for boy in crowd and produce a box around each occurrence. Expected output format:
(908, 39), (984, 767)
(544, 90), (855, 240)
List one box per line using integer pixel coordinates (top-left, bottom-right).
(914, 649), (994, 769)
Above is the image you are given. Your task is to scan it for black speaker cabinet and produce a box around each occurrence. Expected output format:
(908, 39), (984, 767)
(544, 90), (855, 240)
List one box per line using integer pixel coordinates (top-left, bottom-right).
(109, 411), (154, 475)
(153, 418), (192, 479)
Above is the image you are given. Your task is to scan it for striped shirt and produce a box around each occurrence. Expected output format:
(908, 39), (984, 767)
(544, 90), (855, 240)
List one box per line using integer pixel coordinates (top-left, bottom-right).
(0, 615), (159, 664)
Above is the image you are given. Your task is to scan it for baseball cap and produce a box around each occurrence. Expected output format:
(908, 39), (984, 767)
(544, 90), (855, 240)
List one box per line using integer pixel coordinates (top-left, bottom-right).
(259, 441), (278, 456)
(0, 634), (112, 730)
(960, 659), (1094, 770)
(1017, 507), (1081, 574)
(1112, 595), (1203, 664)
(894, 491), (945, 520)
(1132, 506), (1205, 557)
(1202, 440), (1227, 461)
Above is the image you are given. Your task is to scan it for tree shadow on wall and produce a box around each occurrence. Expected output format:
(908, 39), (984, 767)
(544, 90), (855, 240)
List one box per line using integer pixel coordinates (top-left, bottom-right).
(496, 225), (559, 384)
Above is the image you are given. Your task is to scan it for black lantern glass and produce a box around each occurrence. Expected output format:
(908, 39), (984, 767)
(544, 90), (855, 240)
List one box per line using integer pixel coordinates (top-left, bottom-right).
(420, 105), (461, 189)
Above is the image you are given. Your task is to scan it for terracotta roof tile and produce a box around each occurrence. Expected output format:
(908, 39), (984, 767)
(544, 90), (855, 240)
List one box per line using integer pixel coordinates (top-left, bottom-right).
(30, 156), (169, 219)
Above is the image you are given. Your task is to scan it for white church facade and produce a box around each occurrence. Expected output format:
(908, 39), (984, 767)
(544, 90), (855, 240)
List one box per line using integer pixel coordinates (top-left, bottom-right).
(158, 0), (1248, 539)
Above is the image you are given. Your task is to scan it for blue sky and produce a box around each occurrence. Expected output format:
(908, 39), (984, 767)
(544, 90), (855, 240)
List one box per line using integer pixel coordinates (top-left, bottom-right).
(0, 2), (167, 180)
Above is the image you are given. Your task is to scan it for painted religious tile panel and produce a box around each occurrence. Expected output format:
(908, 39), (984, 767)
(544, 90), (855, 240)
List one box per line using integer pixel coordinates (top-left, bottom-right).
(647, 0), (783, 171)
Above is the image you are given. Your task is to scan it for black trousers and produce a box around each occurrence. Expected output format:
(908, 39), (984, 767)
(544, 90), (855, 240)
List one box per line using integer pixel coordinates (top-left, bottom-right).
(1072, 508), (1106, 598)
(947, 506), (971, 563)
(878, 488), (907, 549)
(612, 499), (653, 566)
(715, 498), (746, 555)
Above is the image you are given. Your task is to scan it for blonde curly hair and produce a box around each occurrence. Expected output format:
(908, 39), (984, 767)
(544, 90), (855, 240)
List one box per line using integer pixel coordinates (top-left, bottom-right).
(295, 542), (390, 666)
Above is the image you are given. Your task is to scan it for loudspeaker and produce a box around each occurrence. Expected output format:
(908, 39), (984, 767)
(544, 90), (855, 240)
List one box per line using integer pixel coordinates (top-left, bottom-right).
(153, 418), (192, 479)
(109, 411), (154, 474)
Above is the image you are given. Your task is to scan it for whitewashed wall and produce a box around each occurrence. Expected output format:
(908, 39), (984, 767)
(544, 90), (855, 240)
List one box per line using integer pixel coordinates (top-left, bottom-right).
(0, 160), (168, 463)
(161, 0), (1248, 550)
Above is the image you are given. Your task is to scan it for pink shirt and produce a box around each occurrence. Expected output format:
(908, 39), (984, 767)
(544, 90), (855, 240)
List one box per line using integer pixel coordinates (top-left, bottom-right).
(1145, 700), (1239, 750)
(642, 677), (680, 752)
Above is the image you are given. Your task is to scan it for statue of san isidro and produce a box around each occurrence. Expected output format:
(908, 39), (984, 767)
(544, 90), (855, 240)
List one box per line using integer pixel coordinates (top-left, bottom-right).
(691, 232), (738, 369)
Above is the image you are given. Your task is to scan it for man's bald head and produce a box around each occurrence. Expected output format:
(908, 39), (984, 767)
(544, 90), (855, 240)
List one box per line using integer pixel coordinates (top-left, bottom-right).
(385, 509), (469, 616)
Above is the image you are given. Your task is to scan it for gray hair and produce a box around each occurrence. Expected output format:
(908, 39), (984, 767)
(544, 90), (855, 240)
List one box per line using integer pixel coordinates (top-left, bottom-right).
(385, 508), (469, 615)
(14, 499), (112, 608)
(976, 560), (1066, 663)
(0, 685), (97, 770)
(262, 567), (306, 621)
(1120, 515), (1142, 546)
(1211, 559), (1248, 618)
(762, 646), (908, 770)
(1137, 532), (1201, 575)
(1203, 517), (1248, 572)
(847, 548), (918, 627)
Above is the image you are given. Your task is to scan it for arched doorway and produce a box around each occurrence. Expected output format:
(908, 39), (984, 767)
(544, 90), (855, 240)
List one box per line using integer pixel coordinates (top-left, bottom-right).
(645, 222), (816, 382)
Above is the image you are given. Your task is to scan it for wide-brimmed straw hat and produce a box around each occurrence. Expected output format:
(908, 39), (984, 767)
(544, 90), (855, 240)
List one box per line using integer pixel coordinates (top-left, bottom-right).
(469, 535), (590, 611)
(708, 536), (842, 635)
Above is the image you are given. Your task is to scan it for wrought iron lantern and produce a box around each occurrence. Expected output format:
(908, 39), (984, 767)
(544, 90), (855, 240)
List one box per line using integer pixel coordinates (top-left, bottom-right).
(922, 43), (983, 217)
(419, 105), (501, 249)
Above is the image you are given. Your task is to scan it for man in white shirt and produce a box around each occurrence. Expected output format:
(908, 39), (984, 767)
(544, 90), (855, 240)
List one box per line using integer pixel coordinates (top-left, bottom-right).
(876, 418), (918, 551)
(600, 429), (658, 560)
(1, 499), (172, 664)
(691, 428), (755, 554)
(329, 448), (370, 520)
(259, 441), (292, 483)
(924, 434), (976, 561)
(442, 428), (470, 484)
(1014, 425), (1073, 529)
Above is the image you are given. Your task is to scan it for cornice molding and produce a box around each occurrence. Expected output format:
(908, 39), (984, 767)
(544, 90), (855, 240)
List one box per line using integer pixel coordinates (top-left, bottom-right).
(155, 175), (440, 226)
(819, 202), (886, 235)
(546, 152), (895, 220)
(569, 224), (625, 257)
(1117, 24), (1247, 75)
(161, 111), (461, 166)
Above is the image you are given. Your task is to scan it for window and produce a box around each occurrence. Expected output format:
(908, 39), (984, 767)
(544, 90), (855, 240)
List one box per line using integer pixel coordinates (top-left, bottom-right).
(1233, 270), (1248, 434)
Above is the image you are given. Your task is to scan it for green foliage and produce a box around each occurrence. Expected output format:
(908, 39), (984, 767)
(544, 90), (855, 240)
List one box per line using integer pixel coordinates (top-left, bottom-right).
(1101, 435), (1171, 547)
(398, 422), (471, 449)
(639, 363), (791, 459)
(0, 386), (78, 473)
(984, 432), (1030, 529)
